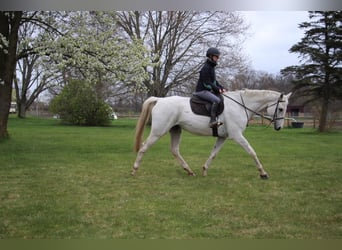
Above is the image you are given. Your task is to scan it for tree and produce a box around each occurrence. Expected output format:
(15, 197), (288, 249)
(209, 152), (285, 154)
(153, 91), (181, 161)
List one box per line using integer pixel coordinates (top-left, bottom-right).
(14, 13), (61, 118)
(281, 11), (342, 132)
(0, 11), (150, 139)
(0, 11), (22, 139)
(49, 80), (112, 126)
(50, 12), (149, 86)
(116, 11), (248, 97)
(0, 11), (64, 139)
(229, 68), (293, 93)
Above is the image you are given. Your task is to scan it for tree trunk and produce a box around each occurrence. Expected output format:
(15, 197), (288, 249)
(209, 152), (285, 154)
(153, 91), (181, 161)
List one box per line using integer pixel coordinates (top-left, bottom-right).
(0, 11), (22, 140)
(18, 101), (27, 118)
(0, 82), (11, 139)
(319, 98), (329, 132)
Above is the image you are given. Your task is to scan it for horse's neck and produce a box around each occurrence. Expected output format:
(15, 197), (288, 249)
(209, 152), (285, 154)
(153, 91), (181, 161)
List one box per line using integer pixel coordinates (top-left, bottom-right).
(241, 90), (278, 112)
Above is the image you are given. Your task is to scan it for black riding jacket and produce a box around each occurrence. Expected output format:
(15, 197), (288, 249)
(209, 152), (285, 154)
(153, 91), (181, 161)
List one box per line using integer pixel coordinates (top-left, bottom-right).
(195, 58), (223, 95)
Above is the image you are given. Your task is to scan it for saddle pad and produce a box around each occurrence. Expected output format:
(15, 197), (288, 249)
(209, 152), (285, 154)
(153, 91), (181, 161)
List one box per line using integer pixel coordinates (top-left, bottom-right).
(190, 95), (224, 117)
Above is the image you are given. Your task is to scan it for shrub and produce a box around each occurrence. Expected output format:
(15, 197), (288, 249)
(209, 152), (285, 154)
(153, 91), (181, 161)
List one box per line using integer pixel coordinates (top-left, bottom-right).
(50, 80), (112, 126)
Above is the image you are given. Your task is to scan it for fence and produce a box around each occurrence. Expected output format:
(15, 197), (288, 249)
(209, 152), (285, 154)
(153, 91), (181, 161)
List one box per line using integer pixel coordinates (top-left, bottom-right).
(250, 115), (342, 130)
(25, 109), (342, 130)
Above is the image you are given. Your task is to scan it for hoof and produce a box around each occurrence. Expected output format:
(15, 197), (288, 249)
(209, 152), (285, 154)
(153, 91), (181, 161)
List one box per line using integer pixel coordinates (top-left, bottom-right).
(202, 166), (208, 176)
(188, 172), (196, 176)
(260, 174), (269, 179)
(131, 169), (137, 176)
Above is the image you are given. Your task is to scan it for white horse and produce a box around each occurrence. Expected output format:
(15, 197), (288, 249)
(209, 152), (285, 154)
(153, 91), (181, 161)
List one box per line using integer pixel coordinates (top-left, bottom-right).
(132, 89), (291, 179)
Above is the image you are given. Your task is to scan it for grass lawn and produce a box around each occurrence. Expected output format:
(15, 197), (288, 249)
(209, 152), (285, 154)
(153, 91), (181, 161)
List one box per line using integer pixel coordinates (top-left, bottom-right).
(0, 116), (341, 239)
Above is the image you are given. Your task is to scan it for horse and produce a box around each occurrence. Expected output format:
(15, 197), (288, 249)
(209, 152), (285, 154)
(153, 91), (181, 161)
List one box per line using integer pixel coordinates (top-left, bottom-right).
(131, 89), (292, 179)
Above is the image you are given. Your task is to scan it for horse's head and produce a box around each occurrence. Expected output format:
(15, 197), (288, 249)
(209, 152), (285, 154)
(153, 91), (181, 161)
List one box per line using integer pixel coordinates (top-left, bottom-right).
(266, 92), (292, 131)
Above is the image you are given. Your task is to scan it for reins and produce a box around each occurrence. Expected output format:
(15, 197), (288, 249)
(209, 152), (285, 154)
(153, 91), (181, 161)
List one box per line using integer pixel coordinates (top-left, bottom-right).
(221, 92), (285, 126)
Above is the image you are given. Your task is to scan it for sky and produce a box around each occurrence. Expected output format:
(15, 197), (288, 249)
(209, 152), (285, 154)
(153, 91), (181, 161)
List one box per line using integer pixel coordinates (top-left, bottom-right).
(239, 11), (310, 74)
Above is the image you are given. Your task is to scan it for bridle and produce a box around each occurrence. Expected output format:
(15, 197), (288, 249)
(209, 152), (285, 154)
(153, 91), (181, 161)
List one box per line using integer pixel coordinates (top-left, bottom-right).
(221, 92), (286, 126)
(270, 96), (286, 122)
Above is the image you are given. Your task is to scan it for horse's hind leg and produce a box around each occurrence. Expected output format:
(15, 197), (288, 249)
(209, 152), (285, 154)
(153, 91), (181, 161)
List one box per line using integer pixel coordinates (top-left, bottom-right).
(170, 126), (195, 176)
(131, 133), (160, 176)
(202, 137), (226, 176)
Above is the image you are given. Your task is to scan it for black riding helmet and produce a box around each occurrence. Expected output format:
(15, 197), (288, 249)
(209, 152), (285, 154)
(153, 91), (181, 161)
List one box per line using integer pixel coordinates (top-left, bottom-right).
(206, 47), (220, 58)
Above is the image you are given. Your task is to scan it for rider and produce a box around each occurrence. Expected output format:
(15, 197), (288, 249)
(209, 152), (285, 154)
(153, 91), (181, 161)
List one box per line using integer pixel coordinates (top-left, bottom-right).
(194, 47), (226, 128)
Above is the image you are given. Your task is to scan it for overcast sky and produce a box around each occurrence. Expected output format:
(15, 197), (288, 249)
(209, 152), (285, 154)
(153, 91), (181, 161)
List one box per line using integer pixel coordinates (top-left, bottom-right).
(239, 11), (310, 74)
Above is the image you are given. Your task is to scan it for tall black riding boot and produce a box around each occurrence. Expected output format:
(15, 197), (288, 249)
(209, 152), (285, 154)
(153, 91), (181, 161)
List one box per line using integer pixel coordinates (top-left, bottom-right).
(209, 102), (219, 128)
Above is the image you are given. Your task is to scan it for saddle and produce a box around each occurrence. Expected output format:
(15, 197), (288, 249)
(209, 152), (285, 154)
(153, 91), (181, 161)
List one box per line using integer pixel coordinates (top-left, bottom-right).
(190, 94), (224, 117)
(190, 95), (225, 137)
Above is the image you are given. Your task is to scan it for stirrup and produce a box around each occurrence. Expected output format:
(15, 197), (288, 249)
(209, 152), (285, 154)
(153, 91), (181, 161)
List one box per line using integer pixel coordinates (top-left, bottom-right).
(209, 120), (223, 128)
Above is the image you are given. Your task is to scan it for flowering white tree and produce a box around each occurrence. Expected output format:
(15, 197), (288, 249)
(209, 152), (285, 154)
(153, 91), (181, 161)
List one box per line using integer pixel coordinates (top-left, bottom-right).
(0, 11), (151, 138)
(47, 12), (150, 87)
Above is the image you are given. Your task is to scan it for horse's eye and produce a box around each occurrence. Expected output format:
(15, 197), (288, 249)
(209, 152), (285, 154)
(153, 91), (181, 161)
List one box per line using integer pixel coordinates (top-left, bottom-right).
(279, 108), (283, 112)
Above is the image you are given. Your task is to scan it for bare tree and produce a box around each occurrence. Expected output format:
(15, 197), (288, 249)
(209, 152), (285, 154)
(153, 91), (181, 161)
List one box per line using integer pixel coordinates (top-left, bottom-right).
(229, 68), (294, 92)
(116, 11), (248, 97)
(14, 18), (61, 118)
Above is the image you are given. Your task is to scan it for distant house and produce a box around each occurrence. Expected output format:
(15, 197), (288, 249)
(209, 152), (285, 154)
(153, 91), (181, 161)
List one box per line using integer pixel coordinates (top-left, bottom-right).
(287, 104), (305, 117)
(9, 102), (17, 113)
(287, 94), (307, 117)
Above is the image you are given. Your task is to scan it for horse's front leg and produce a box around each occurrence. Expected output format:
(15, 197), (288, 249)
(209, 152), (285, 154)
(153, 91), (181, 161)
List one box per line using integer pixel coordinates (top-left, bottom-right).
(232, 134), (269, 179)
(202, 137), (226, 176)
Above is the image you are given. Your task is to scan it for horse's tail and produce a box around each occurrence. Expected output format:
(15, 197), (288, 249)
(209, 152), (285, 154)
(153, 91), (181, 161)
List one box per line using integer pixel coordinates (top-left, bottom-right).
(134, 96), (158, 152)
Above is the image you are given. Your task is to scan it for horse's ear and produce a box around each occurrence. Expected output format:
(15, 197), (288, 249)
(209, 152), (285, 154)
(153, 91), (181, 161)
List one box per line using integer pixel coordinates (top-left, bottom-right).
(285, 92), (292, 99)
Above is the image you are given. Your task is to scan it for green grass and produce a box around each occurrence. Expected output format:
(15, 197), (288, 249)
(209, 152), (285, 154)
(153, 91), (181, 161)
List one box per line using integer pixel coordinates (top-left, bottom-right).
(0, 116), (341, 239)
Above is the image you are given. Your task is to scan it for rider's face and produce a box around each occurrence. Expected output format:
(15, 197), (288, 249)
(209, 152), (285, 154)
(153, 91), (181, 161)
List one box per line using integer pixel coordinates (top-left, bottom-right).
(212, 55), (219, 62)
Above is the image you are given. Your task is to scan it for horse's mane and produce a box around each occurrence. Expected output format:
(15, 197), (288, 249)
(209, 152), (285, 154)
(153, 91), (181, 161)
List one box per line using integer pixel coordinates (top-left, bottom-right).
(234, 89), (281, 97)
